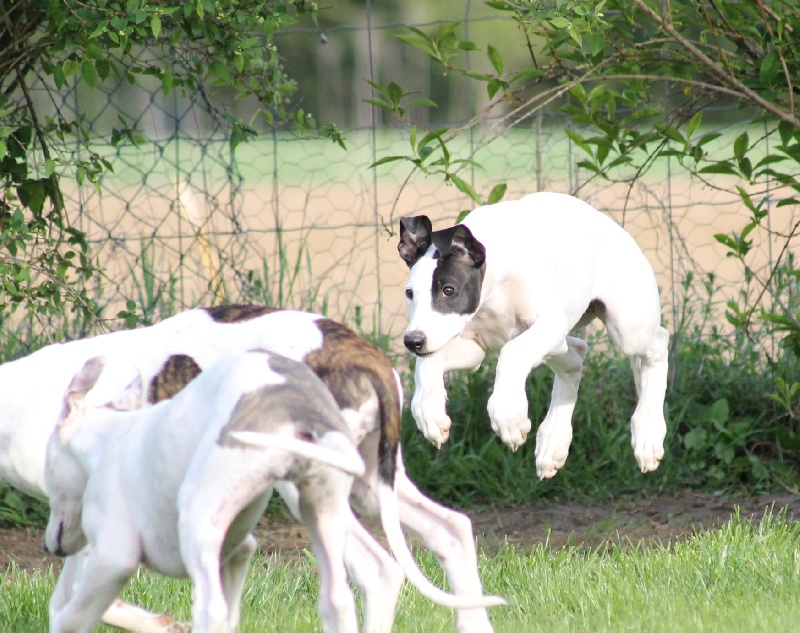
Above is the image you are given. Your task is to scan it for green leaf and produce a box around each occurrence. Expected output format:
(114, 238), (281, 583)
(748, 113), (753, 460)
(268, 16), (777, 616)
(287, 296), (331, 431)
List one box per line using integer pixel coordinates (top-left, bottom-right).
(449, 174), (480, 203)
(733, 132), (749, 159)
(487, 45), (503, 75)
(151, 14), (161, 39)
(44, 159), (56, 176)
(88, 21), (108, 39)
(161, 68), (173, 95)
(387, 82), (404, 105)
(417, 128), (447, 151)
(369, 155), (408, 168)
(683, 428), (708, 451)
(363, 97), (392, 111)
(395, 33), (436, 57)
(699, 163), (737, 175)
(759, 48), (779, 86)
(487, 183), (507, 205)
(686, 111), (702, 140)
(81, 61), (97, 87)
(196, 0), (204, 21)
(567, 24), (582, 46)
(405, 98), (438, 110)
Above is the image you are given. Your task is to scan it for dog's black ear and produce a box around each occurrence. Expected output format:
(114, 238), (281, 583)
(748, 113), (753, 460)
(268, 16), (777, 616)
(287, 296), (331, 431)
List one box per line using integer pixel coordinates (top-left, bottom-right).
(398, 215), (433, 267)
(432, 225), (486, 269)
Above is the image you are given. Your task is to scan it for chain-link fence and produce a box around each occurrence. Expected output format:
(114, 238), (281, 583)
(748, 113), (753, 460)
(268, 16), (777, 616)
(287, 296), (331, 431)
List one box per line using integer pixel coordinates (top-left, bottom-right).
(14, 6), (800, 359)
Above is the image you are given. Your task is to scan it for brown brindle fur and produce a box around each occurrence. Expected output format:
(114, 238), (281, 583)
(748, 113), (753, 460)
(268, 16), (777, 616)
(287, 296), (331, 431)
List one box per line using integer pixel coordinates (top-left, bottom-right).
(203, 305), (278, 323)
(305, 319), (401, 486)
(148, 354), (203, 404)
(161, 306), (401, 485)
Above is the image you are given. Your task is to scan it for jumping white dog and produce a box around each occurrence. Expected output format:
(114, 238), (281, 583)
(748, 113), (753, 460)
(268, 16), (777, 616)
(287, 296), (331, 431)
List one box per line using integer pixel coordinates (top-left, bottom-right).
(1, 305), (502, 633)
(44, 351), (367, 633)
(398, 192), (670, 478)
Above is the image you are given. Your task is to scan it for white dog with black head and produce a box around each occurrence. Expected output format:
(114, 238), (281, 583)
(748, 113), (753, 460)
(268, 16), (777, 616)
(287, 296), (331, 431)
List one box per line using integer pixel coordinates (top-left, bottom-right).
(398, 192), (670, 478)
(44, 351), (367, 633)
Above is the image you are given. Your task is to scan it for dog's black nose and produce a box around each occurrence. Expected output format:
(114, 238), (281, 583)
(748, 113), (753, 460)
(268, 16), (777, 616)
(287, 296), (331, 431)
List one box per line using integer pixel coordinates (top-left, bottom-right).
(404, 331), (427, 354)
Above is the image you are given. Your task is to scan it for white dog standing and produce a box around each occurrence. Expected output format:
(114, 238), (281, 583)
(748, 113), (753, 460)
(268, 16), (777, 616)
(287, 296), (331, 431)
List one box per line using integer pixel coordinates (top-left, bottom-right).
(45, 351), (367, 633)
(398, 192), (670, 478)
(0, 305), (502, 633)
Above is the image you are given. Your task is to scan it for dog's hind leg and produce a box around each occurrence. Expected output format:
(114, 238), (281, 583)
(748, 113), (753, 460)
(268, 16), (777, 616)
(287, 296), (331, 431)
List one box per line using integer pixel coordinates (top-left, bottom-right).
(601, 289), (669, 473)
(394, 470), (495, 633)
(628, 326), (669, 472)
(299, 470), (360, 633)
(277, 480), (403, 633)
(221, 534), (258, 631)
(102, 601), (189, 633)
(275, 481), (405, 633)
(535, 336), (589, 479)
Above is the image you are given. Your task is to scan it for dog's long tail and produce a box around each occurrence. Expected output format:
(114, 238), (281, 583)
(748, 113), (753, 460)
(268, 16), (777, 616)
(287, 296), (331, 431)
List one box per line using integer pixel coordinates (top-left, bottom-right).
(377, 482), (507, 609)
(228, 431), (365, 478)
(370, 366), (506, 609)
(305, 319), (505, 609)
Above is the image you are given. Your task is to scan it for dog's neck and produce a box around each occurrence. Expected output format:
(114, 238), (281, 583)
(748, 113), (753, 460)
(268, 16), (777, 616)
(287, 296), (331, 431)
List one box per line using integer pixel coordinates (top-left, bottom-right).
(69, 408), (142, 477)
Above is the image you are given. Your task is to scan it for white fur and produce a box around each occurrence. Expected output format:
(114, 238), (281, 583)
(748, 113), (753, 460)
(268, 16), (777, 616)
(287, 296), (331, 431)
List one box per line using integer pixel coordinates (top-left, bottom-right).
(45, 352), (365, 633)
(0, 307), (501, 633)
(403, 192), (670, 477)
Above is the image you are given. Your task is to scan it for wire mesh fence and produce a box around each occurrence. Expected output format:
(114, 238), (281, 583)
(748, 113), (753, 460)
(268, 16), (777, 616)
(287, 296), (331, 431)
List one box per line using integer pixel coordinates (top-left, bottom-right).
(10, 7), (799, 359)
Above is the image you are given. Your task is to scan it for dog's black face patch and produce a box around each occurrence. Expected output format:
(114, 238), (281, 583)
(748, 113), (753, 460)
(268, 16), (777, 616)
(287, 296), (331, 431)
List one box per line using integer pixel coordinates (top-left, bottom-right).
(427, 224), (486, 315)
(431, 257), (483, 315)
(148, 354), (202, 403)
(203, 304), (279, 323)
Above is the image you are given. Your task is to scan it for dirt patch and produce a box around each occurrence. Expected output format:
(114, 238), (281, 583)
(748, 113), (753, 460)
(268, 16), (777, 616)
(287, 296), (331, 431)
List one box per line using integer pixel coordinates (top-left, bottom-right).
(3, 490), (798, 574)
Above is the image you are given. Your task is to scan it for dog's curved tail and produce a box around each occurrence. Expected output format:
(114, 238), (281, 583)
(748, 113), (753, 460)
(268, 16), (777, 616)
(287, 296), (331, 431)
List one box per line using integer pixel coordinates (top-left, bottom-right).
(228, 430), (365, 478)
(367, 355), (505, 608)
(378, 482), (506, 609)
(304, 319), (505, 609)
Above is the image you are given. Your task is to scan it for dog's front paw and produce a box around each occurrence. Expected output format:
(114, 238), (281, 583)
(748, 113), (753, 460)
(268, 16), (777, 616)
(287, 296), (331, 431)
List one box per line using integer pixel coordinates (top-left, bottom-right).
(166, 623), (191, 633)
(631, 417), (666, 473)
(411, 389), (452, 448)
(534, 421), (572, 479)
(487, 390), (531, 451)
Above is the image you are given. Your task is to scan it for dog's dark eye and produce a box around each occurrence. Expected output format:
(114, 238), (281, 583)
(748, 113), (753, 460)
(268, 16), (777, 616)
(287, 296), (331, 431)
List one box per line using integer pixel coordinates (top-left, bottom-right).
(405, 288), (413, 300)
(442, 285), (455, 297)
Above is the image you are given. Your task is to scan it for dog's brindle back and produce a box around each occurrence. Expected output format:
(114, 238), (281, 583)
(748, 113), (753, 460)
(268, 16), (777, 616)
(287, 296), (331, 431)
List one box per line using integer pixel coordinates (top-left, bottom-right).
(147, 305), (400, 486)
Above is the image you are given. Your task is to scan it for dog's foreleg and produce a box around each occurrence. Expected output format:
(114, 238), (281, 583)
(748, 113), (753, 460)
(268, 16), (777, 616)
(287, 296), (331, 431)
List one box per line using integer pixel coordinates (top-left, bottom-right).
(53, 550), (181, 633)
(394, 470), (495, 633)
(50, 541), (139, 633)
(299, 472), (359, 633)
(411, 337), (485, 448)
(535, 336), (588, 479)
(629, 326), (669, 472)
(49, 552), (83, 621)
(488, 315), (570, 451)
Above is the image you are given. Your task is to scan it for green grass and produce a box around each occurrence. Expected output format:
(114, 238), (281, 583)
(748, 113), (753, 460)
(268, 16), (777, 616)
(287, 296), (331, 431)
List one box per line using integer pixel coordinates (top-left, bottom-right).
(4, 512), (799, 632)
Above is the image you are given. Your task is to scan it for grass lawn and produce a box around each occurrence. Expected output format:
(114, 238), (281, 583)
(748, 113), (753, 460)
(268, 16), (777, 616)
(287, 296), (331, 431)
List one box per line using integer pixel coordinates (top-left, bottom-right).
(4, 511), (799, 633)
